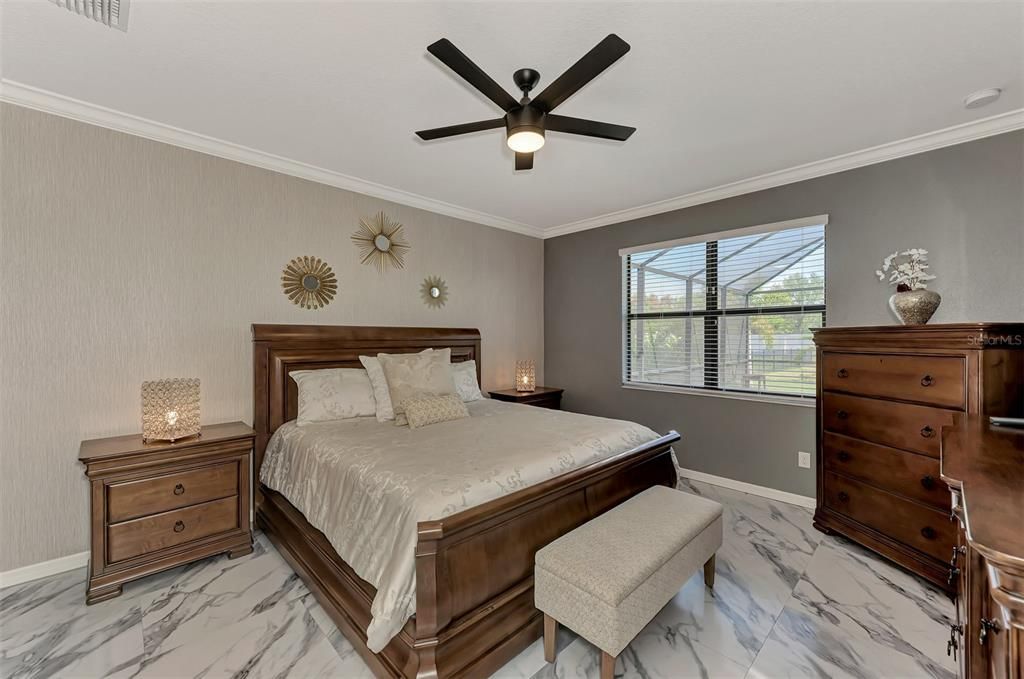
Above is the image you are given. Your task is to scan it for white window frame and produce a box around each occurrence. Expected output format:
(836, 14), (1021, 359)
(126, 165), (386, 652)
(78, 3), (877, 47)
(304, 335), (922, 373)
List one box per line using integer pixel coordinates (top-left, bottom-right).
(620, 214), (828, 407)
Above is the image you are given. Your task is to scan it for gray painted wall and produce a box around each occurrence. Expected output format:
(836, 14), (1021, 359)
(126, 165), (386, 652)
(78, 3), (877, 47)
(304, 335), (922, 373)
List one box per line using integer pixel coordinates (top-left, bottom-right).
(545, 131), (1024, 497)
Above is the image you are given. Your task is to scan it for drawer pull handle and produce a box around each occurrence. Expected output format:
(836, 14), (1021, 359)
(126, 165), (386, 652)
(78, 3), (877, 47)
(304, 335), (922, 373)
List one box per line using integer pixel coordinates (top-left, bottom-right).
(920, 475), (935, 490)
(837, 491), (850, 503)
(947, 566), (960, 587)
(920, 426), (935, 439)
(948, 623), (962, 659)
(979, 618), (1000, 645)
(836, 410), (849, 420)
(173, 521), (185, 533)
(173, 483), (185, 496)
(921, 375), (934, 387)
(837, 368), (849, 378)
(837, 451), (851, 462)
(921, 526), (937, 540)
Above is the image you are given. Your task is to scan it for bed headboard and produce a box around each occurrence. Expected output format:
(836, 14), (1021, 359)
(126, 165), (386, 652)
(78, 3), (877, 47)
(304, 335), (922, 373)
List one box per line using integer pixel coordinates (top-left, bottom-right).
(251, 324), (481, 481)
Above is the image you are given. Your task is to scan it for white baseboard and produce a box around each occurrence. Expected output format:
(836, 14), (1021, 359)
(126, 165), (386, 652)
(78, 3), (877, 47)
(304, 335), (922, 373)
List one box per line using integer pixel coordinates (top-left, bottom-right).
(677, 467), (816, 508)
(0, 551), (89, 589)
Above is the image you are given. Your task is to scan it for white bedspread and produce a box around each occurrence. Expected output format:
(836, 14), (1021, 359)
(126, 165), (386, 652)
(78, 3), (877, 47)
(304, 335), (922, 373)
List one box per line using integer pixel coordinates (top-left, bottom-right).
(259, 399), (662, 652)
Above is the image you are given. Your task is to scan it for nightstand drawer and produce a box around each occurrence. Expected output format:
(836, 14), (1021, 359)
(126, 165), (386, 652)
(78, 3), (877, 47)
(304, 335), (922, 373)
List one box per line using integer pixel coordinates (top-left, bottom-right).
(107, 496), (239, 563)
(108, 461), (239, 522)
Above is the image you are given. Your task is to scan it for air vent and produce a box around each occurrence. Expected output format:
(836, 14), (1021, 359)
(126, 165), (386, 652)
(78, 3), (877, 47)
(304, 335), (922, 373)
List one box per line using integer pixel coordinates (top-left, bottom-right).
(49, 0), (129, 31)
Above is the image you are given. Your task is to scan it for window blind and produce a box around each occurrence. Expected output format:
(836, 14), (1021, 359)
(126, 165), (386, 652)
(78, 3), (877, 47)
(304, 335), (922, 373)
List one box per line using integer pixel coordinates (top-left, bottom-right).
(623, 217), (826, 399)
(49, 0), (128, 31)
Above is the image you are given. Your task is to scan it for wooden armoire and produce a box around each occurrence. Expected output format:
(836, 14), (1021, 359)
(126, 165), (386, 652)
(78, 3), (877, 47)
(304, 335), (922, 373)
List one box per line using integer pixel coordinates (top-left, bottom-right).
(811, 323), (1024, 591)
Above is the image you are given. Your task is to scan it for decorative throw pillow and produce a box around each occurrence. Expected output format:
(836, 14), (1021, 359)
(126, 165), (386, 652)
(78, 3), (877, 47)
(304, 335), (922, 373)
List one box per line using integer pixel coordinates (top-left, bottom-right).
(404, 394), (470, 429)
(360, 349), (431, 422)
(378, 348), (457, 425)
(290, 368), (376, 425)
(451, 360), (484, 402)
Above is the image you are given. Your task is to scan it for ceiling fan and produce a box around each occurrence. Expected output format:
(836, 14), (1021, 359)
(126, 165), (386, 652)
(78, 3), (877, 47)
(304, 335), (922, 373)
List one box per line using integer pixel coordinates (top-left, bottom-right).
(415, 34), (636, 171)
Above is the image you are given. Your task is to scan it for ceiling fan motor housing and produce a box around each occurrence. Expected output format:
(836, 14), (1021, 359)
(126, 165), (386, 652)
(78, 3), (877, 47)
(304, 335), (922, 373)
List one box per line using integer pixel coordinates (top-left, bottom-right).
(506, 105), (546, 140)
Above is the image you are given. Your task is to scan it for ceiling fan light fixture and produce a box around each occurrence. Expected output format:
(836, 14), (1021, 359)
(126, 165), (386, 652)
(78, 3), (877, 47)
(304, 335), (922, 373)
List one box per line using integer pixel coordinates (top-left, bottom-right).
(507, 128), (545, 153)
(416, 35), (634, 170)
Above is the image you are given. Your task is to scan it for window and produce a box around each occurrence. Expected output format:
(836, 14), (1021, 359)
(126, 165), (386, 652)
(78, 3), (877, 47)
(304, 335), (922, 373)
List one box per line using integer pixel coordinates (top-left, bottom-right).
(622, 215), (826, 400)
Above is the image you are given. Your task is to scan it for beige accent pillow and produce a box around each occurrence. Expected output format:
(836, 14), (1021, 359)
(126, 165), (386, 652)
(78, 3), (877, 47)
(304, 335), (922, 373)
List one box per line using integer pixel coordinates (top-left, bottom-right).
(359, 350), (432, 422)
(378, 348), (457, 425)
(404, 394), (470, 429)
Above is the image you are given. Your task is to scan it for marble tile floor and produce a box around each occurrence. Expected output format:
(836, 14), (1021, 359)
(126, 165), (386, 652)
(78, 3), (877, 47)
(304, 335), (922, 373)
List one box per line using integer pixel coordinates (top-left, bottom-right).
(1, 479), (957, 679)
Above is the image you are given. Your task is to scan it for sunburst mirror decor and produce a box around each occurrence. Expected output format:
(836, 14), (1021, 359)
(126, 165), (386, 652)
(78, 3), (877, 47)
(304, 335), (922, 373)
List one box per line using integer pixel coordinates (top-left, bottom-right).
(352, 211), (410, 273)
(281, 256), (338, 309)
(420, 275), (449, 309)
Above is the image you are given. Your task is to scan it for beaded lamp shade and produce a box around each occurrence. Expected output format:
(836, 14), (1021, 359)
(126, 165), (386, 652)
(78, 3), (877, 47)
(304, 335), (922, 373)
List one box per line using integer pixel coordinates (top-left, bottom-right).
(141, 378), (200, 443)
(515, 360), (536, 392)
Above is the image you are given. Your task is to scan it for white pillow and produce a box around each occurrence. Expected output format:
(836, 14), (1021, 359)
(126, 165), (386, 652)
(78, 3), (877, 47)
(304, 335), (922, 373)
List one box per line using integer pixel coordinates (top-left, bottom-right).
(290, 368), (376, 425)
(451, 360), (483, 402)
(378, 348), (457, 426)
(359, 349), (432, 423)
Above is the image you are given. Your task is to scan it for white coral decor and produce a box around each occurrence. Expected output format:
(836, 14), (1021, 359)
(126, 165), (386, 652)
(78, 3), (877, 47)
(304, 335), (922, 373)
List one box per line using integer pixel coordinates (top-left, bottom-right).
(875, 249), (936, 291)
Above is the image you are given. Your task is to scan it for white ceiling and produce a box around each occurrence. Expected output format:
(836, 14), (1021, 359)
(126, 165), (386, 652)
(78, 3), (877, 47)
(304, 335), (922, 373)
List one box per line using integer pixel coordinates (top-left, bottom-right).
(2, 1), (1022, 237)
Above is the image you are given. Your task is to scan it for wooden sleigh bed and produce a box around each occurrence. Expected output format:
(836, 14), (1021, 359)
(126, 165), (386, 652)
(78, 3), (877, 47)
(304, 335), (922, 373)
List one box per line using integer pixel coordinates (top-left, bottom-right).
(252, 324), (680, 678)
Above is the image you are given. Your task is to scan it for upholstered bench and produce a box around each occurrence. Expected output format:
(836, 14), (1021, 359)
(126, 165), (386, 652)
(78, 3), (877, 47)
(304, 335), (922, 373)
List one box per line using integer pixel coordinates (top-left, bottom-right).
(534, 485), (723, 679)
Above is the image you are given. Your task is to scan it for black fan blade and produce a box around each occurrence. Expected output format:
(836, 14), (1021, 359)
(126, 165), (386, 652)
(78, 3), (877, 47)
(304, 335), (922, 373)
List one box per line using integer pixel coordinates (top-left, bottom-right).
(427, 39), (520, 112)
(531, 34), (630, 113)
(515, 152), (534, 171)
(546, 114), (635, 141)
(416, 118), (505, 140)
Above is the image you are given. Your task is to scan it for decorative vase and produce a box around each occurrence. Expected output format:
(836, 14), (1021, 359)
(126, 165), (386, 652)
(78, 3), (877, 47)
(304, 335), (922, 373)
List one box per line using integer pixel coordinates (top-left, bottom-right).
(889, 289), (941, 325)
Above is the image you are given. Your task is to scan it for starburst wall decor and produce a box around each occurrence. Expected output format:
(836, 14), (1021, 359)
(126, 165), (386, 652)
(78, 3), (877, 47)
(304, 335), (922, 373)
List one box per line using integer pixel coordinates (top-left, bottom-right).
(420, 276), (449, 309)
(352, 211), (410, 273)
(281, 256), (338, 309)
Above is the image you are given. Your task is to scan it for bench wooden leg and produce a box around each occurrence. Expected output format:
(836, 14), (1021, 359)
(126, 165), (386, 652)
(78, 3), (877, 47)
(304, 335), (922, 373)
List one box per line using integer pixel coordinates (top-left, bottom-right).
(703, 553), (716, 589)
(543, 613), (557, 663)
(600, 650), (616, 679)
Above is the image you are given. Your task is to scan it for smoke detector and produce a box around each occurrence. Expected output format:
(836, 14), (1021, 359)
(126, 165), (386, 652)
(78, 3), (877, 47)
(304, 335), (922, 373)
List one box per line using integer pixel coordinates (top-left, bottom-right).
(963, 88), (1002, 110)
(49, 0), (129, 31)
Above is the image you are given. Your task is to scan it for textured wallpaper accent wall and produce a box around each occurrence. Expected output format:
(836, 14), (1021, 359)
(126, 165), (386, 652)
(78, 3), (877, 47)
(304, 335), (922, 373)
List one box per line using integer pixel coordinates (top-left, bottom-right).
(0, 103), (544, 572)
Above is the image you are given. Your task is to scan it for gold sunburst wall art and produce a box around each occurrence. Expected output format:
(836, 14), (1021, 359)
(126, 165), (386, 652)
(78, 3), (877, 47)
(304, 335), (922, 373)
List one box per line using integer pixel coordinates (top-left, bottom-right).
(421, 276), (449, 309)
(352, 211), (410, 273)
(281, 256), (338, 309)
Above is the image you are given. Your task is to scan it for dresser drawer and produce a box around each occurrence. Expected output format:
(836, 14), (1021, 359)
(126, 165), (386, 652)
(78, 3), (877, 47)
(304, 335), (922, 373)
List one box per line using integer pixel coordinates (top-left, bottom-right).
(823, 433), (948, 509)
(823, 472), (954, 561)
(821, 352), (965, 408)
(107, 496), (239, 563)
(107, 461), (239, 523)
(821, 393), (956, 457)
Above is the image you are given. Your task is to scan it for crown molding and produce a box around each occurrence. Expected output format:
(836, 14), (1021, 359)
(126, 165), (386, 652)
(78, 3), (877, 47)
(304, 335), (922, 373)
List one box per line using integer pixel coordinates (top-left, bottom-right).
(3, 79), (1020, 242)
(542, 108), (1024, 238)
(0, 79), (544, 239)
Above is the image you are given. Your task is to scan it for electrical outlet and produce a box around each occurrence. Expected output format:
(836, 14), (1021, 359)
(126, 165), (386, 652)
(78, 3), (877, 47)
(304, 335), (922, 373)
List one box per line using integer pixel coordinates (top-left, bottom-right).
(798, 451), (812, 468)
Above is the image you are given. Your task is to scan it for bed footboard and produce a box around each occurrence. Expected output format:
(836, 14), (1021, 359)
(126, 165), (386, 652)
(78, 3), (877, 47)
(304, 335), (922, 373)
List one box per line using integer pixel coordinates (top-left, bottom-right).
(413, 431), (679, 678)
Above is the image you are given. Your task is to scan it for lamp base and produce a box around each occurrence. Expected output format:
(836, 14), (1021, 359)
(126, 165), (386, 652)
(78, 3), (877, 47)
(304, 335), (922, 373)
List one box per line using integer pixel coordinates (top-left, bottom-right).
(143, 430), (202, 445)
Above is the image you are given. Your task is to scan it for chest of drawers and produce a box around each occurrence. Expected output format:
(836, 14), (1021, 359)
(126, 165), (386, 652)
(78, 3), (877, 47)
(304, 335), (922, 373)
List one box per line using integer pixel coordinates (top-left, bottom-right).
(812, 324), (1023, 592)
(79, 422), (255, 603)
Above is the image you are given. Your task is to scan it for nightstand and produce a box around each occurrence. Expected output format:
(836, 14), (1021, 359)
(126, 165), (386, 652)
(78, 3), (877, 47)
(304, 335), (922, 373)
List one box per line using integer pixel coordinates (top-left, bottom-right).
(79, 421), (254, 604)
(488, 387), (564, 410)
